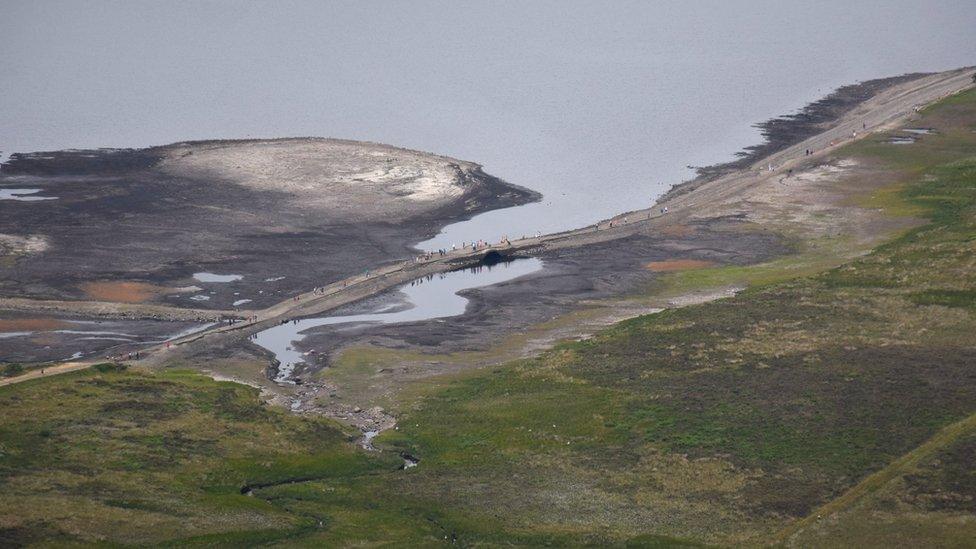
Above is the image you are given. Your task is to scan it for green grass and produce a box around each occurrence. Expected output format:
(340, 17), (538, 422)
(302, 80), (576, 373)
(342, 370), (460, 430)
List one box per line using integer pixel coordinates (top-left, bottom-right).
(650, 238), (847, 295)
(0, 367), (396, 546)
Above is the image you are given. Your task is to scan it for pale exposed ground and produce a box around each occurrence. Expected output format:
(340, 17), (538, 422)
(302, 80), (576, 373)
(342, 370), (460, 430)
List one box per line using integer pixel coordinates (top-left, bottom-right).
(3, 68), (973, 390)
(0, 233), (48, 257)
(157, 138), (478, 221)
(0, 361), (88, 387)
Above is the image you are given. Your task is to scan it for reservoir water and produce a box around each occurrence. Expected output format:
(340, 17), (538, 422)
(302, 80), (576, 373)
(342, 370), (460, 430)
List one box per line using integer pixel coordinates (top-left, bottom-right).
(2, 2), (975, 247)
(254, 258), (543, 382)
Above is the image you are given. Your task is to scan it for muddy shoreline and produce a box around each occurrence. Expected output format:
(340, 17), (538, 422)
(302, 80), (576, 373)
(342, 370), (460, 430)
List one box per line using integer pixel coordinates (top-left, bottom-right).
(663, 71), (932, 200)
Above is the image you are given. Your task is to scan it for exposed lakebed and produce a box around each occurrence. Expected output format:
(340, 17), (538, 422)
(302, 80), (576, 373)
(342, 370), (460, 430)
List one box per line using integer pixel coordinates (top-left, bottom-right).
(0, 140), (539, 310)
(0, 314), (212, 363)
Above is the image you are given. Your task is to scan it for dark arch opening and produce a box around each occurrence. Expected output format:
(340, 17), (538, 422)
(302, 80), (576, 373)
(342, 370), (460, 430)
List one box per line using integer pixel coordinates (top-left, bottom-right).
(481, 250), (504, 266)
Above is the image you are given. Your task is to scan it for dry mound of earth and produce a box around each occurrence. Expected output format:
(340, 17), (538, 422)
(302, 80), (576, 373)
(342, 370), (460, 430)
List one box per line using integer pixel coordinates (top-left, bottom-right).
(0, 233), (48, 257)
(159, 138), (488, 222)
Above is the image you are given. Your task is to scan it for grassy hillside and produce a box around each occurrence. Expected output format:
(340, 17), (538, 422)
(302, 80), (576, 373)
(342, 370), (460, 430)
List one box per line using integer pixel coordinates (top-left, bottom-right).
(1, 89), (974, 546)
(0, 366), (400, 545)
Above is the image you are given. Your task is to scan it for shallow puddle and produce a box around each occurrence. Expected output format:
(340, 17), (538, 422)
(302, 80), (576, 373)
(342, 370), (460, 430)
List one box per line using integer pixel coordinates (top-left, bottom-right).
(193, 272), (243, 283)
(0, 188), (58, 201)
(254, 258), (543, 383)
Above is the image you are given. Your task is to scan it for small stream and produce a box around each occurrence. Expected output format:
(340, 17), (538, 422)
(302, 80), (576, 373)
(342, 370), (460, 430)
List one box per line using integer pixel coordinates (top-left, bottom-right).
(254, 258), (543, 383)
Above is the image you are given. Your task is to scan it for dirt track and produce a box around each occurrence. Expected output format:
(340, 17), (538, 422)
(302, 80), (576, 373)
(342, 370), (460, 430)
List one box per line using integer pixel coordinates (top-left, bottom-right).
(3, 67), (973, 386)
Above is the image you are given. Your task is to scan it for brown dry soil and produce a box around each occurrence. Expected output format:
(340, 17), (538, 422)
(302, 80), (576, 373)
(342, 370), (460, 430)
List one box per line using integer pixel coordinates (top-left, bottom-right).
(78, 281), (167, 304)
(0, 318), (68, 332)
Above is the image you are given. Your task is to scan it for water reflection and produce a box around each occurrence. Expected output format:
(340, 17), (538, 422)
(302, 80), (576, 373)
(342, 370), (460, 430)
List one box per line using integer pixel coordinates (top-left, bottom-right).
(254, 258), (543, 383)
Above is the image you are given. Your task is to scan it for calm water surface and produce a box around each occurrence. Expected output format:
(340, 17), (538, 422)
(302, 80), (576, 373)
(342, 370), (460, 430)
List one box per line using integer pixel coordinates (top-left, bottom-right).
(2, 1), (974, 246)
(254, 258), (543, 382)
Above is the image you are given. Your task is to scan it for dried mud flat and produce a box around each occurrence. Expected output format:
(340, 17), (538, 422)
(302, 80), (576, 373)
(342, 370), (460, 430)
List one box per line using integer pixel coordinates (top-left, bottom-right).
(158, 139), (487, 218)
(0, 309), (204, 363)
(0, 138), (538, 359)
(0, 138), (538, 310)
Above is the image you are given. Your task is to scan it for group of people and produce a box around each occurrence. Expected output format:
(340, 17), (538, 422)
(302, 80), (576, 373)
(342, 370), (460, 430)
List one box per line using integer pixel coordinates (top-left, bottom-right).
(220, 315), (259, 328)
(412, 237), (519, 264)
(106, 350), (141, 362)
